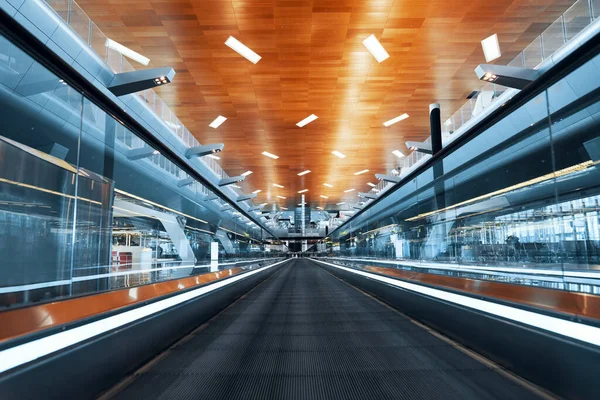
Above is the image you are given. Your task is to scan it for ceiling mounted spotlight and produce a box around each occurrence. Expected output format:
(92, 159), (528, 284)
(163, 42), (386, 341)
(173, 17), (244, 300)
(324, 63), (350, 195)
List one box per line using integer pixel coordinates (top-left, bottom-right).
(185, 143), (224, 158)
(474, 64), (540, 90)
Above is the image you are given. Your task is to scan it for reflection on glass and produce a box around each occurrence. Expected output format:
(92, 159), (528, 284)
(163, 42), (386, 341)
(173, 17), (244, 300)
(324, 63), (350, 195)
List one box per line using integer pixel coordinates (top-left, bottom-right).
(0, 33), (282, 309)
(320, 52), (600, 297)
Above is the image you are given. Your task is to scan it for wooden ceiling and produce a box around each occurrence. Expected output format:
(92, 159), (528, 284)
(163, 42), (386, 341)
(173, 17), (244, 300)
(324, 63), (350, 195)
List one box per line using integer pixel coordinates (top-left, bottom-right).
(78, 0), (572, 210)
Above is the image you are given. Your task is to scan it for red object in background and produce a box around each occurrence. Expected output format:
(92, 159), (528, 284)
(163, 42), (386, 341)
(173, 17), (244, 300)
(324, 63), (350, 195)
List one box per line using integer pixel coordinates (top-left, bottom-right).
(118, 252), (132, 270)
(112, 251), (133, 271)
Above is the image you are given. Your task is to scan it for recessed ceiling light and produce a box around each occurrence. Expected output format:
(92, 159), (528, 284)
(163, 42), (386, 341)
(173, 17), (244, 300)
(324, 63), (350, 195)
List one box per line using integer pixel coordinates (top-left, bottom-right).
(298, 189), (309, 193)
(105, 38), (150, 66)
(320, 195), (329, 199)
(259, 203), (268, 206)
(296, 114), (318, 127)
(481, 33), (501, 62)
(323, 183), (333, 188)
(281, 207), (288, 210)
(332, 150), (346, 159)
(241, 170), (253, 177)
(225, 36), (262, 64)
(252, 189), (262, 194)
(354, 169), (369, 176)
(392, 150), (405, 158)
(207, 154), (221, 160)
(316, 206), (324, 210)
(362, 34), (390, 63)
(336, 202), (345, 205)
(262, 151), (279, 159)
(273, 183), (284, 188)
(367, 182), (376, 187)
(297, 170), (311, 176)
(383, 113), (409, 127)
(209, 115), (227, 129)
(276, 195), (286, 199)
(344, 189), (355, 193)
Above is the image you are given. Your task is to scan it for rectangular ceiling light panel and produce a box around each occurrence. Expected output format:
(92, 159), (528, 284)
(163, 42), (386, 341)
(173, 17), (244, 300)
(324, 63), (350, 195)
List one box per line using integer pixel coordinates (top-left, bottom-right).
(298, 189), (309, 193)
(323, 183), (333, 188)
(209, 115), (227, 129)
(225, 36), (262, 64)
(105, 39), (150, 66)
(336, 202), (345, 205)
(252, 189), (262, 194)
(262, 151), (279, 159)
(362, 34), (390, 63)
(296, 114), (318, 127)
(354, 169), (369, 176)
(273, 183), (284, 188)
(344, 189), (355, 193)
(207, 154), (220, 160)
(481, 33), (501, 62)
(392, 150), (405, 158)
(297, 170), (311, 176)
(320, 195), (329, 199)
(241, 170), (253, 177)
(367, 182), (376, 187)
(383, 113), (409, 127)
(276, 195), (286, 199)
(332, 151), (346, 159)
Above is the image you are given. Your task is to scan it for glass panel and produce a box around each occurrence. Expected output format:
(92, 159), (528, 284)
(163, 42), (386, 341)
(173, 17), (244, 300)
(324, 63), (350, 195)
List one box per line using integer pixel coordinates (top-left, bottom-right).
(0, 33), (280, 309)
(325, 54), (600, 299)
(523, 36), (543, 68)
(542, 17), (566, 58)
(563, 0), (592, 41)
(69, 1), (91, 44)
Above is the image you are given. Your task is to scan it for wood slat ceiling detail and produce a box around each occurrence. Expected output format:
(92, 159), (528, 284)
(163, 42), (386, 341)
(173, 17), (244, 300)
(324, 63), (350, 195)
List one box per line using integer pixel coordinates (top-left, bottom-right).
(77, 0), (573, 210)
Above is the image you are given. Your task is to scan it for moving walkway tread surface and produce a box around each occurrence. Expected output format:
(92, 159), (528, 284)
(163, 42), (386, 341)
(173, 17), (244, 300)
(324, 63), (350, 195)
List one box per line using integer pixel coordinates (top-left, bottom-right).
(110, 259), (543, 400)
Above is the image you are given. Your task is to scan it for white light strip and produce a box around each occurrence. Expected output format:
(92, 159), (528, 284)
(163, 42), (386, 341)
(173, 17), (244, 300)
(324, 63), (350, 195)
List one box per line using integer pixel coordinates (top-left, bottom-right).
(207, 154), (220, 160)
(481, 33), (501, 62)
(276, 195), (286, 199)
(241, 170), (253, 177)
(320, 195), (329, 199)
(298, 189), (308, 193)
(392, 150), (405, 158)
(344, 188), (355, 193)
(261, 151), (279, 159)
(105, 39), (150, 66)
(324, 257), (600, 280)
(383, 113), (409, 127)
(209, 115), (227, 129)
(297, 170), (311, 176)
(224, 36), (261, 64)
(362, 34), (390, 63)
(323, 183), (333, 188)
(252, 189), (262, 194)
(296, 114), (318, 127)
(0, 259), (291, 374)
(312, 259), (600, 347)
(2, 258), (280, 292)
(273, 183), (284, 188)
(336, 202), (345, 205)
(367, 182), (376, 187)
(332, 150), (346, 159)
(354, 169), (369, 176)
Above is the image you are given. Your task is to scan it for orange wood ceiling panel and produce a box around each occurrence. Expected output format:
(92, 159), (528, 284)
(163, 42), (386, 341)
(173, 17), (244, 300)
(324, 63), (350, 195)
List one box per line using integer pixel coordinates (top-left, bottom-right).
(77, 0), (573, 210)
